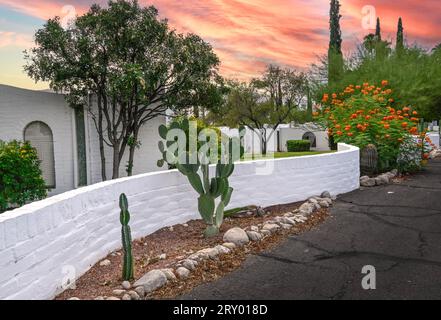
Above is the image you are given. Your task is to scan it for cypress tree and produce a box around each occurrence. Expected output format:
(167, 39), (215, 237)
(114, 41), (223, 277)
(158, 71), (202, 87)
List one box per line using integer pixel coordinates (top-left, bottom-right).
(328, 0), (344, 84)
(306, 85), (313, 122)
(375, 17), (381, 41)
(396, 17), (404, 53)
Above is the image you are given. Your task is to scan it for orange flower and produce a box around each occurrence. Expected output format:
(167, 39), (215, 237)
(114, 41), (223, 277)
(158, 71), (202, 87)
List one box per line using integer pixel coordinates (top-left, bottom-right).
(411, 117), (419, 122)
(365, 115), (371, 120)
(385, 134), (391, 139)
(397, 138), (403, 143)
(412, 111), (418, 116)
(401, 122), (408, 128)
(423, 153), (430, 160)
(347, 132), (354, 137)
(381, 80), (389, 86)
(384, 124), (391, 129)
(332, 93), (337, 99)
(403, 107), (410, 113)
(335, 124), (341, 129)
(337, 131), (343, 136)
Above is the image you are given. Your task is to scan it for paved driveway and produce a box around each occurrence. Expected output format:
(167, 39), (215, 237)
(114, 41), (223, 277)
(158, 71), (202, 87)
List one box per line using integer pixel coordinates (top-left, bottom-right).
(182, 159), (441, 300)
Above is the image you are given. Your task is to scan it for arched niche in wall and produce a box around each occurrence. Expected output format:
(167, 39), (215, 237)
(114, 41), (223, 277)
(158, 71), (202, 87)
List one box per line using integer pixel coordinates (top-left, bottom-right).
(24, 121), (56, 188)
(302, 131), (317, 148)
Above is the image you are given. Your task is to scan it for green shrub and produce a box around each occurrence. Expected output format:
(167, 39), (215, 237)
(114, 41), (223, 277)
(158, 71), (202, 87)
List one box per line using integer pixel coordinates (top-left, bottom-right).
(287, 140), (311, 152)
(0, 140), (47, 213)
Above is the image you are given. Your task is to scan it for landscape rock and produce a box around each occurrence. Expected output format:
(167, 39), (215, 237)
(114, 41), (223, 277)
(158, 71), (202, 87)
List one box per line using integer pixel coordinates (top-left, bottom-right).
(158, 253), (167, 260)
(181, 259), (197, 271)
(261, 230), (271, 236)
(250, 226), (259, 232)
(262, 223), (280, 233)
(134, 286), (145, 298)
(360, 177), (376, 187)
(133, 270), (168, 293)
(280, 223), (292, 230)
(299, 202), (314, 215)
(121, 281), (131, 290)
(122, 294), (131, 301)
(112, 289), (126, 296)
(309, 198), (318, 204)
(94, 296), (105, 300)
(223, 227), (250, 247)
(256, 207), (266, 216)
(128, 291), (140, 300)
(160, 268), (177, 281)
(222, 242), (236, 250)
(176, 267), (190, 279)
(319, 201), (330, 208)
(198, 248), (219, 259)
(280, 217), (296, 225)
(375, 175), (389, 185)
(107, 297), (120, 301)
(322, 198), (333, 205)
(68, 297), (80, 301)
(214, 245), (231, 255)
(99, 259), (111, 267)
(246, 231), (263, 241)
(321, 191), (331, 198)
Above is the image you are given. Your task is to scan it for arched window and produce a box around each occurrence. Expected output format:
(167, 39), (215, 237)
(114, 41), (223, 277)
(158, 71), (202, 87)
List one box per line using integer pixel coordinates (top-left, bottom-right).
(24, 121), (56, 188)
(302, 132), (317, 148)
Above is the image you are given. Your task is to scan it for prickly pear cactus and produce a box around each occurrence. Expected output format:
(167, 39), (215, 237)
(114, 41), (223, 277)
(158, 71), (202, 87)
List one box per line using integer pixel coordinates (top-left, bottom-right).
(360, 144), (378, 175)
(119, 193), (134, 281)
(157, 119), (240, 238)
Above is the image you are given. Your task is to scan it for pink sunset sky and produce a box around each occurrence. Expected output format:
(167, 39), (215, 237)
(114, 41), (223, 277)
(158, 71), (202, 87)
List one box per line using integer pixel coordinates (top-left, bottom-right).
(0, 0), (440, 90)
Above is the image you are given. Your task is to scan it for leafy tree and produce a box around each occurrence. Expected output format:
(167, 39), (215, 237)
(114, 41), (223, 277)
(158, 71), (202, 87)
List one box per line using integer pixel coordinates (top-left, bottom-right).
(25, 0), (220, 179)
(210, 66), (307, 155)
(328, 0), (344, 83)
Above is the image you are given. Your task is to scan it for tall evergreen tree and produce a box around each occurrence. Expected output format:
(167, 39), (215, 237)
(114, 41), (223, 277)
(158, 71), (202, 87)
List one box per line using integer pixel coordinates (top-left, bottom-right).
(375, 17), (382, 40)
(396, 17), (405, 53)
(328, 0), (344, 84)
(306, 85), (313, 122)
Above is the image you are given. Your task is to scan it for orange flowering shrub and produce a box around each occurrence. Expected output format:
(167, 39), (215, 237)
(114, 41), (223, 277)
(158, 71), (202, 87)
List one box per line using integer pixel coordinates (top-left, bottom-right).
(316, 81), (421, 171)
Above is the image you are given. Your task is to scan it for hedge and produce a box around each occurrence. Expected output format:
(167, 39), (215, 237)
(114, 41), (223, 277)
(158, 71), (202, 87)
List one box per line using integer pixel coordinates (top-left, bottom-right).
(0, 140), (47, 213)
(287, 140), (311, 152)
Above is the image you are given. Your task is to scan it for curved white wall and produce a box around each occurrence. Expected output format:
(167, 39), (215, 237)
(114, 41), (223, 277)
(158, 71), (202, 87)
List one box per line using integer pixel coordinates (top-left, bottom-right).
(0, 143), (359, 300)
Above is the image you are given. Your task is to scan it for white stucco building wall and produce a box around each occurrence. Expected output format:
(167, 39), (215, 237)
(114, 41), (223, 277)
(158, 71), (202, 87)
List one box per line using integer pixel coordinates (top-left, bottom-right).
(0, 84), (165, 195)
(0, 143), (360, 300)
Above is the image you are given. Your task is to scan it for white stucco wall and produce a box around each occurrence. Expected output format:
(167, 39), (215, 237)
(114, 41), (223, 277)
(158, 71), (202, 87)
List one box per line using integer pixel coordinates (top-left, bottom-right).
(0, 85), (76, 195)
(0, 85), (166, 195)
(0, 143), (359, 300)
(428, 133), (440, 148)
(279, 128), (330, 152)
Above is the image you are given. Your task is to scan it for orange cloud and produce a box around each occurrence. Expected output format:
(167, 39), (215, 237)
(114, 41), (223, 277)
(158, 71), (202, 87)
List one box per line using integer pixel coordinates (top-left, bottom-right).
(0, 0), (440, 83)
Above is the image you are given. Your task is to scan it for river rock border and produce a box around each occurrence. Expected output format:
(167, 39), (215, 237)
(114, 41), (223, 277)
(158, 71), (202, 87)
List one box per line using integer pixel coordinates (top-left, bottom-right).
(68, 192), (335, 301)
(360, 169), (398, 187)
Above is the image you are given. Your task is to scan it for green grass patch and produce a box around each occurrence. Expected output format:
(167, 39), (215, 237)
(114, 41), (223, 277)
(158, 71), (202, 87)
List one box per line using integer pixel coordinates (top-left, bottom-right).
(242, 151), (336, 161)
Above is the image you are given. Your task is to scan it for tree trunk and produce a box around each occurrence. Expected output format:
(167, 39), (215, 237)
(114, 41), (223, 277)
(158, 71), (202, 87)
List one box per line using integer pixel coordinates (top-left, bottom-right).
(127, 128), (139, 177)
(261, 129), (268, 155)
(112, 143), (121, 179)
(97, 95), (107, 181)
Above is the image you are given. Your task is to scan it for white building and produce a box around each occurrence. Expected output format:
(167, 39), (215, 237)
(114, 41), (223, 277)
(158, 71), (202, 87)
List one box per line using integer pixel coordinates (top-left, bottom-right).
(0, 84), (165, 195)
(220, 123), (330, 154)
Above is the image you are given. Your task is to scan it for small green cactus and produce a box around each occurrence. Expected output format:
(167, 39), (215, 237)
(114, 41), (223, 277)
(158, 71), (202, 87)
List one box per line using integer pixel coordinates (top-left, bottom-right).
(119, 193), (134, 281)
(158, 119), (241, 237)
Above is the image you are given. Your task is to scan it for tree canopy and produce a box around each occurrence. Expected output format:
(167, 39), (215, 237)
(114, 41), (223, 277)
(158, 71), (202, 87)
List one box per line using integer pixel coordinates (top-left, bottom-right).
(25, 0), (221, 179)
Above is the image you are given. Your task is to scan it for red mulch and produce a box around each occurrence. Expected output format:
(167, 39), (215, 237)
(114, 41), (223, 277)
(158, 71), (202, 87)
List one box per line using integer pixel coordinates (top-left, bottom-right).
(56, 202), (330, 300)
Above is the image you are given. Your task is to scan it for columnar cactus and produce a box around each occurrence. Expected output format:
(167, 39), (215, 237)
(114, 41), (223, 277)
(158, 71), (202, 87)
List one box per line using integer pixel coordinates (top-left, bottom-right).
(119, 193), (134, 281)
(158, 119), (241, 237)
